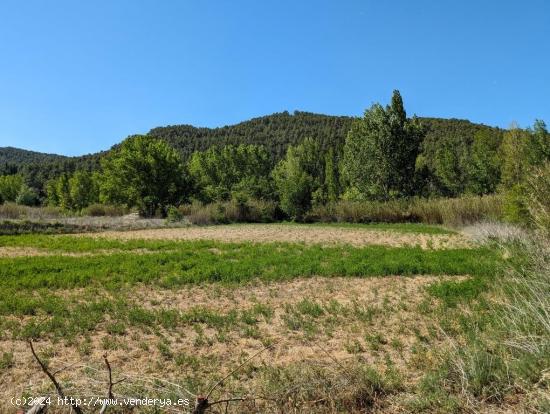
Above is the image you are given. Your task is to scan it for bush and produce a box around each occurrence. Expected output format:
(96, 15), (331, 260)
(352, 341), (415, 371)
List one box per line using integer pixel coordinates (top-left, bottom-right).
(0, 175), (23, 202)
(166, 205), (184, 222)
(0, 202), (26, 219)
(15, 185), (39, 206)
(503, 184), (530, 225)
(180, 199), (279, 225)
(82, 203), (127, 217)
(526, 162), (550, 235)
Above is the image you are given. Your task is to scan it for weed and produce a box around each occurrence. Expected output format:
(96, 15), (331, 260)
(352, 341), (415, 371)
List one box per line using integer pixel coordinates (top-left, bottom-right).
(0, 351), (14, 372)
(345, 339), (365, 354)
(157, 340), (173, 360)
(365, 333), (387, 351)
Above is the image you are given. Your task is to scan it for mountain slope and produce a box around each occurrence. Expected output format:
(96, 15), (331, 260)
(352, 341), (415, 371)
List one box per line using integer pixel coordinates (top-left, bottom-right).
(0, 146), (67, 168)
(148, 111), (354, 162)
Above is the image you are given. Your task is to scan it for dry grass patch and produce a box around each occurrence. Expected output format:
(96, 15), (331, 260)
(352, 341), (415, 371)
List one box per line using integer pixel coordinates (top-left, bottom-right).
(0, 246), (171, 258)
(1, 275), (460, 412)
(80, 223), (471, 249)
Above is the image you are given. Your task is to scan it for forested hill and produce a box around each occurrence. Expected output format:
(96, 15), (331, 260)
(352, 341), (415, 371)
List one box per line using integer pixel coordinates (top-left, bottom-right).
(0, 147), (68, 171)
(148, 111), (354, 161)
(1, 111), (501, 185)
(148, 111), (500, 163)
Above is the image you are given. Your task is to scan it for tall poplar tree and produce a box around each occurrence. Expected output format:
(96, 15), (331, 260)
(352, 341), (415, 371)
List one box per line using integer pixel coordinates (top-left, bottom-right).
(343, 90), (424, 200)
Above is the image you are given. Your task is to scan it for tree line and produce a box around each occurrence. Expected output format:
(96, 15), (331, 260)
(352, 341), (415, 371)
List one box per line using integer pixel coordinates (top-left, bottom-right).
(1, 90), (548, 222)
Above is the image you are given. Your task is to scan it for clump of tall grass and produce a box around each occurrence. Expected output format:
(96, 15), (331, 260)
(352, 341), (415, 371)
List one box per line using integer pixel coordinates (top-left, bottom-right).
(81, 203), (128, 217)
(426, 169), (550, 412)
(526, 162), (550, 236)
(306, 199), (412, 223)
(441, 237), (550, 411)
(180, 199), (279, 225)
(257, 361), (402, 412)
(462, 221), (529, 245)
(305, 195), (503, 227)
(0, 202), (62, 220)
(410, 195), (503, 227)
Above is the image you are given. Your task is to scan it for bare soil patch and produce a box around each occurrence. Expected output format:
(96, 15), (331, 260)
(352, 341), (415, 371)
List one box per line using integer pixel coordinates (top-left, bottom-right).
(78, 224), (471, 249)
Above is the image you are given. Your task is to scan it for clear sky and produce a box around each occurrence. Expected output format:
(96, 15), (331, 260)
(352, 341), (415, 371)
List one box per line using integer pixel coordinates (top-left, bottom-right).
(0, 0), (548, 156)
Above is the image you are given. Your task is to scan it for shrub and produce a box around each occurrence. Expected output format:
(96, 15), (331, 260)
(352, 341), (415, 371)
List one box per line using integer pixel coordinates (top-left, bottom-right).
(526, 162), (550, 235)
(0, 202), (26, 219)
(166, 205), (184, 222)
(0, 175), (23, 202)
(82, 203), (127, 217)
(180, 199), (279, 225)
(503, 184), (530, 225)
(15, 185), (39, 206)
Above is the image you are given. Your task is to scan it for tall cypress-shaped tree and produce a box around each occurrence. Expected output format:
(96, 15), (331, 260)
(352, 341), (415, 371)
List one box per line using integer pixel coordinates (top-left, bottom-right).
(343, 90), (424, 200)
(324, 147), (338, 202)
(56, 173), (72, 210)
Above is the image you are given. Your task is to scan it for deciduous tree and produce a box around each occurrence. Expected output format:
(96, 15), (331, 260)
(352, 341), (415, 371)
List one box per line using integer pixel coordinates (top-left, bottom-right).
(100, 135), (188, 216)
(343, 90), (423, 200)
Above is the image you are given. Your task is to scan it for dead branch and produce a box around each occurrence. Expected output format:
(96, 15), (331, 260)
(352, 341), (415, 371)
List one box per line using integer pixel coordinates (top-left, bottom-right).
(99, 353), (126, 414)
(191, 341), (275, 413)
(25, 340), (272, 414)
(205, 341), (274, 399)
(28, 340), (83, 414)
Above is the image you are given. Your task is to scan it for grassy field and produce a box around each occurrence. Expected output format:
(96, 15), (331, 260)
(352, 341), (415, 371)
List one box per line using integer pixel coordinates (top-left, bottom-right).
(0, 222), (535, 413)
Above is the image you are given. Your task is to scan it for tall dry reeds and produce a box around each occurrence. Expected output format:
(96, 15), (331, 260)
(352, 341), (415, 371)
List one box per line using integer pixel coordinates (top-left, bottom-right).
(305, 195), (503, 227)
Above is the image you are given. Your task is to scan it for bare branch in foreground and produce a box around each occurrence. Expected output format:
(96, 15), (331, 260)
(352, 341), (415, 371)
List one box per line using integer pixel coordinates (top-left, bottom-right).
(99, 353), (126, 414)
(28, 340), (83, 414)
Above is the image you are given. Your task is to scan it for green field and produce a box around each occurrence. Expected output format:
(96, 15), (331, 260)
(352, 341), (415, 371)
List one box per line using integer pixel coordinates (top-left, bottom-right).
(0, 223), (541, 414)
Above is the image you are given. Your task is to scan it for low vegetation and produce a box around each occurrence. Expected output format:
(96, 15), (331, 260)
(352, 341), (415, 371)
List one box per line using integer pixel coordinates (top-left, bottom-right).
(0, 218), (545, 413)
(0, 93), (548, 413)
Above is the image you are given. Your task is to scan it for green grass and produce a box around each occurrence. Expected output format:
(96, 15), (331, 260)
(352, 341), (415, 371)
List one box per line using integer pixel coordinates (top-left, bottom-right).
(427, 277), (489, 308)
(0, 238), (498, 292)
(0, 234), (500, 342)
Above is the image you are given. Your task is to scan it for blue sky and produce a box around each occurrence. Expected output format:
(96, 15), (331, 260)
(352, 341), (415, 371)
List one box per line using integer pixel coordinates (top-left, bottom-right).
(0, 0), (548, 156)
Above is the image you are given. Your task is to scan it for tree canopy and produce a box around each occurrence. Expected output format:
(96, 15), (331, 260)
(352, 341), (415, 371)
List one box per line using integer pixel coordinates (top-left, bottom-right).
(343, 90), (424, 200)
(1, 97), (548, 222)
(99, 135), (188, 216)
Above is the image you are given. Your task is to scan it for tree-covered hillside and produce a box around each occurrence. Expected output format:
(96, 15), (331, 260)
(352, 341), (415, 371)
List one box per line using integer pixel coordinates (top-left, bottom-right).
(148, 111), (354, 162)
(1, 111), (501, 171)
(0, 109), (505, 200)
(0, 147), (68, 174)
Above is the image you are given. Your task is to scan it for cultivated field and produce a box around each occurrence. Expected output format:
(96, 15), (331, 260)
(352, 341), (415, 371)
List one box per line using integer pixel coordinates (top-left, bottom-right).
(0, 223), (511, 413)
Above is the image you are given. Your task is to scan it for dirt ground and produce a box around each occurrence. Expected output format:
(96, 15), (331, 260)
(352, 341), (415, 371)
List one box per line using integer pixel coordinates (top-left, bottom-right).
(77, 223), (471, 249)
(1, 276), (448, 412)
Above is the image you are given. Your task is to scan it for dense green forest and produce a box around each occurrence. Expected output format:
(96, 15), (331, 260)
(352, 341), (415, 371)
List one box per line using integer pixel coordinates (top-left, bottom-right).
(1, 90), (548, 223)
